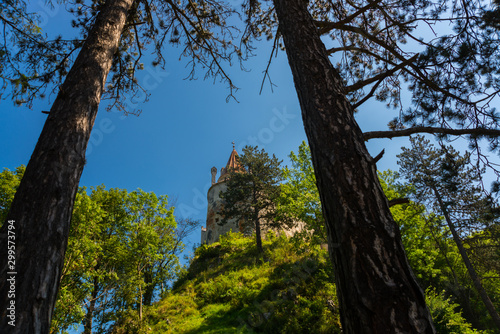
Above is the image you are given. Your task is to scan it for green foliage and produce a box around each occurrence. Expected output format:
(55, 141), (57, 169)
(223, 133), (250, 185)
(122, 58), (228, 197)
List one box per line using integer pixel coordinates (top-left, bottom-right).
(379, 169), (500, 332)
(2, 163), (490, 332)
(51, 187), (108, 334)
(0, 165), (24, 224)
(379, 170), (443, 286)
(398, 135), (499, 234)
(278, 141), (325, 244)
(113, 232), (341, 334)
(220, 146), (291, 252)
(49, 185), (182, 333)
(1, 0), (243, 108)
(398, 137), (500, 331)
(426, 289), (485, 334)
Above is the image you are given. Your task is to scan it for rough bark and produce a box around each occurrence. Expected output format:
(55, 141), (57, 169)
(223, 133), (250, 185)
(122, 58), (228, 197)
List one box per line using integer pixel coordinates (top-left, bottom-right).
(432, 187), (500, 330)
(272, 0), (435, 332)
(0, 0), (135, 332)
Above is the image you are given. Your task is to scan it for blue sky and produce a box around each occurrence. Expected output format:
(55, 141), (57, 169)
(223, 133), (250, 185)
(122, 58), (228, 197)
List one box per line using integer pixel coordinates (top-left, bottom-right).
(0, 1), (415, 251)
(4, 3), (500, 334)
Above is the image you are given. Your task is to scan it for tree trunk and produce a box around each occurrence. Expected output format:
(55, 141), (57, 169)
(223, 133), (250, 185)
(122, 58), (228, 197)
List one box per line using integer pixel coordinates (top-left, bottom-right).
(254, 205), (263, 253)
(432, 187), (500, 330)
(143, 269), (154, 306)
(139, 284), (143, 321)
(83, 276), (100, 334)
(272, 1), (435, 332)
(0, 0), (135, 332)
(255, 219), (263, 253)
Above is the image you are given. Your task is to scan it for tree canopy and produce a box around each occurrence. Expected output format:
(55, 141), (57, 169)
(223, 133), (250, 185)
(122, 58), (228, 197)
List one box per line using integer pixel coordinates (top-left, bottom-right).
(220, 145), (291, 253)
(1, 0), (243, 109)
(244, 0), (500, 180)
(398, 135), (500, 330)
(278, 141), (325, 244)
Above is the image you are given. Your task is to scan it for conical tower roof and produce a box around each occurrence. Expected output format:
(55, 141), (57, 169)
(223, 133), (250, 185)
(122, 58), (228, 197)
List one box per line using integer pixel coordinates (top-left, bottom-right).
(218, 143), (243, 182)
(225, 148), (239, 171)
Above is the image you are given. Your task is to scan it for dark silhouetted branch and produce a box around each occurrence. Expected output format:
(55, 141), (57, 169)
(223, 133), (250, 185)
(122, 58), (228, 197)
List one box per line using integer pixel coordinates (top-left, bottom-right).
(364, 127), (500, 141)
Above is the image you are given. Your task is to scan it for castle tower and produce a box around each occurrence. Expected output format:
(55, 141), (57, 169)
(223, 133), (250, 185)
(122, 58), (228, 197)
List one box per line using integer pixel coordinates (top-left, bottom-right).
(201, 144), (244, 244)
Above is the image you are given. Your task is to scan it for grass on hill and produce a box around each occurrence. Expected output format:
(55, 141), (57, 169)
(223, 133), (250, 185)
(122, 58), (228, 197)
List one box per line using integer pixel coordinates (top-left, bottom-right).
(111, 231), (486, 334)
(112, 231), (341, 333)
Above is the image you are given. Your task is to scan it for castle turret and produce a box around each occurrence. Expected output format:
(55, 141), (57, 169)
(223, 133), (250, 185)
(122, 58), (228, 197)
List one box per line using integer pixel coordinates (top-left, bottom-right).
(201, 144), (244, 244)
(210, 167), (217, 185)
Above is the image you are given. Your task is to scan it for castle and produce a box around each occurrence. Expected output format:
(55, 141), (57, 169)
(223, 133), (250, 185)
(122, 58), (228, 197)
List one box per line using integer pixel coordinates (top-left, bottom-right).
(200, 144), (305, 244)
(200, 145), (245, 244)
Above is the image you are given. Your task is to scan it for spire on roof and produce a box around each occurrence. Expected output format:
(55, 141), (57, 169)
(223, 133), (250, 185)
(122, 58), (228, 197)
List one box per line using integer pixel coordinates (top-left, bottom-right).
(226, 146), (239, 171)
(218, 143), (242, 182)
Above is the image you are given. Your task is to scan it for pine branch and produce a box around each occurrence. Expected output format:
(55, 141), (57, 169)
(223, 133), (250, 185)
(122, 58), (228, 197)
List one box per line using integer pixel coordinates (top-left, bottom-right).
(314, 0), (383, 35)
(346, 55), (418, 93)
(364, 127), (500, 141)
(388, 198), (410, 207)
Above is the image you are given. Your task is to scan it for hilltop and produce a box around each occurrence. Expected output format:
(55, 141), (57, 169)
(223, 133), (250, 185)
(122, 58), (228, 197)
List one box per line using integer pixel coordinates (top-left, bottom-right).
(111, 231), (341, 333)
(110, 231), (484, 334)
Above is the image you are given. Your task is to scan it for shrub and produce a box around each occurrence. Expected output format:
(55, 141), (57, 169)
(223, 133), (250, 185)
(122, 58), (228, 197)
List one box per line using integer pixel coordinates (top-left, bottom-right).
(426, 289), (483, 334)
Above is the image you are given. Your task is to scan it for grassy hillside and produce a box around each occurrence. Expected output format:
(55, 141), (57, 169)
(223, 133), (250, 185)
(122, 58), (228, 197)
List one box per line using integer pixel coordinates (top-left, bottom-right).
(111, 231), (341, 333)
(111, 231), (485, 334)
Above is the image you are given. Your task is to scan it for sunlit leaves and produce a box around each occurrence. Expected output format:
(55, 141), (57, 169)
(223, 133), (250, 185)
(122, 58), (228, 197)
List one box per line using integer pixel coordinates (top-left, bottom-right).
(220, 146), (290, 251)
(0, 166), (24, 224)
(278, 141), (325, 244)
(50, 185), (182, 333)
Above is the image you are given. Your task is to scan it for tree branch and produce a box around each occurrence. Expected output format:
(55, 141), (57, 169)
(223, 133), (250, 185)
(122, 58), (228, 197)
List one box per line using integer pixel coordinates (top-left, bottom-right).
(315, 0), (383, 35)
(373, 148), (385, 163)
(364, 127), (500, 141)
(388, 198), (410, 207)
(260, 29), (280, 94)
(346, 54), (418, 93)
(339, 24), (473, 106)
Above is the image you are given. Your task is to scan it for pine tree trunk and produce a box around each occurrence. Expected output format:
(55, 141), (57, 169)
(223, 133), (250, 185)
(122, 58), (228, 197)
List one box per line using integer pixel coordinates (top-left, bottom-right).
(254, 206), (263, 253)
(0, 0), (135, 332)
(272, 1), (435, 332)
(255, 219), (263, 253)
(432, 187), (500, 330)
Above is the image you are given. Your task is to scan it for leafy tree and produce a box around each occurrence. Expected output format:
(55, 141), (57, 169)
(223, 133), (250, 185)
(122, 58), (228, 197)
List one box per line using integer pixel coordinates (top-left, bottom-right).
(44, 185), (185, 333)
(279, 141), (325, 244)
(77, 187), (131, 334)
(51, 188), (109, 334)
(0, 166), (24, 224)
(1, 170), (193, 333)
(0, 0), (240, 331)
(398, 135), (500, 330)
(114, 189), (179, 321)
(426, 289), (483, 334)
(378, 171), (483, 329)
(378, 170), (443, 288)
(220, 146), (291, 253)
